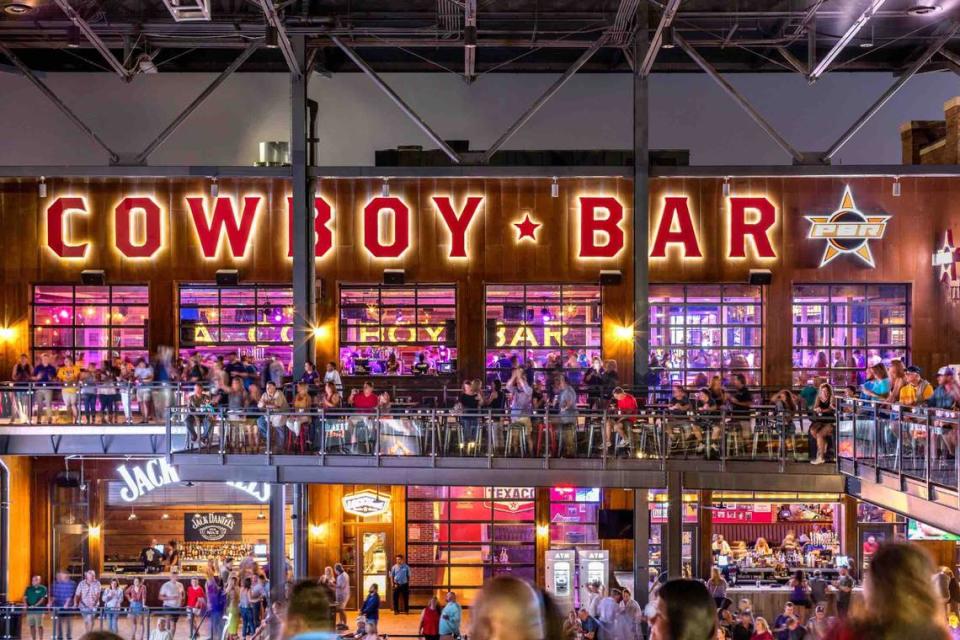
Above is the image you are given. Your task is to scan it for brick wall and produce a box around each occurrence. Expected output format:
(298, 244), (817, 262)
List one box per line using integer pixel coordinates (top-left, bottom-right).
(900, 97), (960, 164)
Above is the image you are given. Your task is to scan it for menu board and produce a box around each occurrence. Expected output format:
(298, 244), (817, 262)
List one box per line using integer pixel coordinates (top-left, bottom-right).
(711, 503), (776, 524)
(184, 512), (243, 542)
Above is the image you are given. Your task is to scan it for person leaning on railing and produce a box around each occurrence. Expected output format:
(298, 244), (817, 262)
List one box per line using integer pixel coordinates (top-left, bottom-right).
(505, 368), (534, 455)
(809, 383), (836, 465)
(257, 381), (288, 450)
(33, 354), (57, 425)
(11, 353), (33, 424)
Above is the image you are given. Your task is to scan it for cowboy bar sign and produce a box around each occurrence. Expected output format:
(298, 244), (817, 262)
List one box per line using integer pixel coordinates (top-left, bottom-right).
(185, 512), (242, 542)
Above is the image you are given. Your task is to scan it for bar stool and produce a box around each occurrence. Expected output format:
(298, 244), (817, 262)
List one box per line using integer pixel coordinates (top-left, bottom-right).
(636, 417), (663, 459)
(503, 419), (529, 457)
(586, 412), (607, 457)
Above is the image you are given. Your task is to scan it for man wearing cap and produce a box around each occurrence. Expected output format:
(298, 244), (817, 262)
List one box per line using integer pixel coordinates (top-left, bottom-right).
(899, 365), (933, 407)
(930, 367), (958, 409)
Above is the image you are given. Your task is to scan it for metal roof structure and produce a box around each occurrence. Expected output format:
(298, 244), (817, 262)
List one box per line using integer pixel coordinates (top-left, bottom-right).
(0, 0), (958, 75)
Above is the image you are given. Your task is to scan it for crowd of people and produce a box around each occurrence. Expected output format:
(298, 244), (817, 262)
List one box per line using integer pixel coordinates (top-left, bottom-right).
(17, 542), (959, 640)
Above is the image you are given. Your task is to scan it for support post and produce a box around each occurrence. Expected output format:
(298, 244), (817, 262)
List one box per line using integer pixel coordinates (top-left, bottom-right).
(331, 36), (462, 164)
(633, 488), (650, 606)
(259, 0), (302, 78)
(823, 21), (960, 161)
(674, 33), (806, 165)
(481, 36), (606, 164)
(666, 471), (683, 580)
(291, 34), (315, 379)
(0, 459), (8, 604)
(0, 44), (120, 164)
(633, 8), (650, 383)
(269, 483), (287, 601)
(697, 490), (713, 580)
(135, 43), (259, 165)
(292, 484), (307, 579)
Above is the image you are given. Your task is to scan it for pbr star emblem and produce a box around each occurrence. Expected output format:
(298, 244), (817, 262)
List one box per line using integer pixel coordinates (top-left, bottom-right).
(932, 230), (960, 283)
(805, 186), (890, 268)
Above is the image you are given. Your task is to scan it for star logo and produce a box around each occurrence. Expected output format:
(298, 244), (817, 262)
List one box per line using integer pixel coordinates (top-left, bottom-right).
(514, 214), (541, 242)
(933, 230), (960, 283)
(805, 186), (890, 268)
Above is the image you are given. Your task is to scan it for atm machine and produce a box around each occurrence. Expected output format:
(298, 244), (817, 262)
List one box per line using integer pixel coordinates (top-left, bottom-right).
(577, 549), (610, 606)
(544, 550), (576, 610)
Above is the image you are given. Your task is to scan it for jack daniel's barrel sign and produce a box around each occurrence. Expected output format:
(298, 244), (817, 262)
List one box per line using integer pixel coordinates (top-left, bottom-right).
(185, 512), (242, 542)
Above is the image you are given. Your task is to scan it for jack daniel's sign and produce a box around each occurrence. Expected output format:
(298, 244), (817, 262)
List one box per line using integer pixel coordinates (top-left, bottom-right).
(185, 512), (242, 542)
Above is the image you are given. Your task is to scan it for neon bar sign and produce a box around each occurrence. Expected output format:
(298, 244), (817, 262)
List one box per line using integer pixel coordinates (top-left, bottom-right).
(44, 194), (628, 262)
(117, 457), (271, 503)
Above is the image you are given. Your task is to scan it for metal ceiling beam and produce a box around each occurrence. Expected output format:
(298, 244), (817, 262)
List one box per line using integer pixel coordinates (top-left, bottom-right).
(330, 36), (461, 164)
(638, 0), (680, 77)
(777, 46), (806, 75)
(823, 21), (960, 161)
(482, 36), (606, 164)
(50, 0), (131, 81)
(464, 0), (477, 81)
(0, 43), (120, 164)
(674, 33), (805, 164)
(134, 43), (260, 165)
(939, 48), (960, 70)
(808, 0), (887, 82)
(258, 0), (301, 77)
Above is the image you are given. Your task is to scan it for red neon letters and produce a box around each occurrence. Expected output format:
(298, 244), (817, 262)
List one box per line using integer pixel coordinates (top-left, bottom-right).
(579, 196), (625, 258)
(115, 197), (162, 259)
(729, 197), (777, 259)
(650, 197), (702, 258)
(186, 196), (261, 259)
(363, 197), (410, 258)
(46, 197), (88, 258)
(286, 196), (334, 258)
(433, 196), (482, 258)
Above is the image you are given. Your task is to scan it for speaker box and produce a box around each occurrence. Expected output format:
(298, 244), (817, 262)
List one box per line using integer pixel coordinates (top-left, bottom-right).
(81, 270), (106, 286)
(599, 270), (623, 286)
(748, 269), (772, 285)
(384, 269), (405, 285)
(216, 269), (240, 286)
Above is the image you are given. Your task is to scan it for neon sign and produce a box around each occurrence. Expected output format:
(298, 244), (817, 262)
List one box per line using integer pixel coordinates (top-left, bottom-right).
(805, 186), (889, 268)
(649, 195), (777, 259)
(117, 458), (271, 503)
(342, 490), (391, 517)
(43, 193), (627, 263)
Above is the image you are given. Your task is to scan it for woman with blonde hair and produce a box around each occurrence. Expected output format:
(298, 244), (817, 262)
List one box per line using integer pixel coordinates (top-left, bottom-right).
(826, 543), (949, 640)
(750, 617), (773, 640)
(470, 576), (547, 640)
(707, 566), (728, 608)
(886, 359), (907, 404)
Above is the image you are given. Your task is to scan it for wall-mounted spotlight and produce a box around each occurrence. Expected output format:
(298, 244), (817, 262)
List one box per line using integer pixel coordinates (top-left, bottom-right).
(39, 177), (47, 199)
(210, 178), (219, 198)
(892, 177), (901, 197)
(381, 178), (390, 197)
(551, 177), (559, 198)
(722, 178), (730, 198)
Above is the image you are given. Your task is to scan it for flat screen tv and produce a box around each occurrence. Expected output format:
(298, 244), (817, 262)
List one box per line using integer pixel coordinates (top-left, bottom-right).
(598, 509), (634, 539)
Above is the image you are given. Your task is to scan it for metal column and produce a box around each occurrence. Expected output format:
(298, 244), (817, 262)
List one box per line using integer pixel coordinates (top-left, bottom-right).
(632, 7), (650, 383)
(633, 488), (650, 605)
(269, 483), (288, 601)
(0, 459), (8, 603)
(292, 484), (308, 579)
(290, 34), (315, 379)
(666, 471), (683, 580)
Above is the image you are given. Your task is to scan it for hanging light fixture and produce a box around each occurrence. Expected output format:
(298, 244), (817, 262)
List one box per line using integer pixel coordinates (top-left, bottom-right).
(38, 177), (47, 199)
(381, 178), (390, 197)
(210, 178), (219, 198)
(551, 177), (559, 198)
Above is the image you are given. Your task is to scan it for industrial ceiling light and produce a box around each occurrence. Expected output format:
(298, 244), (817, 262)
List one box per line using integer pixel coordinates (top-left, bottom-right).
(137, 53), (158, 74)
(265, 26), (279, 49)
(38, 177), (47, 199)
(661, 29), (676, 49)
(860, 24), (875, 48)
(381, 178), (390, 197)
(892, 177), (901, 197)
(66, 25), (81, 48)
(906, 4), (942, 15)
(551, 177), (559, 198)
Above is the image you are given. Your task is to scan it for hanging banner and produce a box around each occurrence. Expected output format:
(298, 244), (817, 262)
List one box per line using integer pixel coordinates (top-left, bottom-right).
(185, 512), (243, 542)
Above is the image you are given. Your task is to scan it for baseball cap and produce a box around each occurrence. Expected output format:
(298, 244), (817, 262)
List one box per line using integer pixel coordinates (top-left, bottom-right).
(906, 365), (921, 374)
(938, 366), (955, 376)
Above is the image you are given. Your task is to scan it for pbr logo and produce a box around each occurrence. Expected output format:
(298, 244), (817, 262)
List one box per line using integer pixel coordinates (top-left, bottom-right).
(805, 186), (890, 268)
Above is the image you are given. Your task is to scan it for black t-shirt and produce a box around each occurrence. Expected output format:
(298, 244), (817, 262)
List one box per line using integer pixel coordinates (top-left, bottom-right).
(459, 393), (480, 411)
(413, 362), (429, 375)
(730, 387), (753, 414)
(731, 624), (754, 640)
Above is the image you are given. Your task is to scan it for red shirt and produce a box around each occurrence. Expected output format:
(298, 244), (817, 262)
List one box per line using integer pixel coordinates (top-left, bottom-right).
(352, 392), (379, 410)
(616, 394), (639, 414)
(420, 606), (440, 636)
(186, 585), (205, 609)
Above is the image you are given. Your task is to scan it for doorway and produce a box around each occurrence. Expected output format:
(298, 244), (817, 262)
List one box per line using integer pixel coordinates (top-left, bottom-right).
(342, 524), (392, 609)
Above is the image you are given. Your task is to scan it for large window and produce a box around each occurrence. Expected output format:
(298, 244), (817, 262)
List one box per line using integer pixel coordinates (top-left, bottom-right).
(792, 284), (910, 386)
(32, 284), (149, 367)
(406, 486), (535, 606)
(650, 284), (763, 385)
(178, 284), (294, 365)
(484, 284), (602, 383)
(339, 284), (457, 375)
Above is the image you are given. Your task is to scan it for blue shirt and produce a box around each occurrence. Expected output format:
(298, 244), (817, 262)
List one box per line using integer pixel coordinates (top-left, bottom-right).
(51, 579), (76, 607)
(360, 592), (380, 621)
(439, 601), (461, 635)
(930, 385), (955, 409)
(390, 563), (410, 585)
(35, 364), (57, 383)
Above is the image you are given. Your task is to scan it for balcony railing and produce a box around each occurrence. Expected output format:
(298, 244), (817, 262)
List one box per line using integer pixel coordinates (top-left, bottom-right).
(836, 397), (960, 492)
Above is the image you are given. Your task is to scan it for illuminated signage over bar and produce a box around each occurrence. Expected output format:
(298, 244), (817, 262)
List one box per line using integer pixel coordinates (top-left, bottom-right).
(44, 194), (629, 262)
(648, 195), (778, 260)
(805, 186), (889, 268)
(117, 458), (270, 503)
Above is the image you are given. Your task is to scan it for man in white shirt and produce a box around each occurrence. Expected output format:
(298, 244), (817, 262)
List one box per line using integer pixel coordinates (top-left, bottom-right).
(582, 582), (602, 618)
(324, 362), (343, 392)
(158, 570), (185, 636)
(334, 563), (350, 630)
(134, 359), (155, 423)
(596, 588), (623, 640)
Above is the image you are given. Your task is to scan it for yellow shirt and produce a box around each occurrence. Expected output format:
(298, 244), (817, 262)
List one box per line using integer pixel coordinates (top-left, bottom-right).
(57, 365), (82, 390)
(899, 381), (933, 406)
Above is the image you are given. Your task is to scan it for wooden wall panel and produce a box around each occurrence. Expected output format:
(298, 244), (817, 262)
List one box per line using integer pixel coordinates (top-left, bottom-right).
(3, 455), (33, 599)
